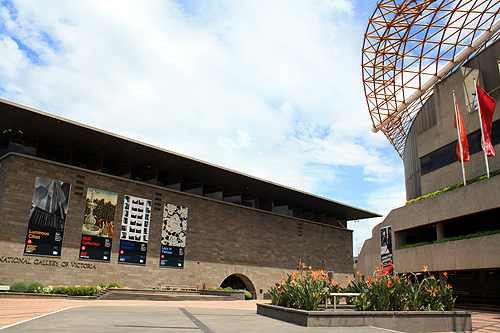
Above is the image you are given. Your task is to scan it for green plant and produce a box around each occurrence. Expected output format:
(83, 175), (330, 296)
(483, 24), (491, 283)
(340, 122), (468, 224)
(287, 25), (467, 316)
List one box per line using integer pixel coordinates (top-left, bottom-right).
(397, 229), (500, 250)
(27, 282), (45, 293)
(9, 282), (28, 293)
(348, 267), (456, 311)
(49, 285), (103, 296)
(268, 266), (339, 310)
(243, 290), (252, 299)
(406, 169), (500, 205)
(107, 282), (123, 288)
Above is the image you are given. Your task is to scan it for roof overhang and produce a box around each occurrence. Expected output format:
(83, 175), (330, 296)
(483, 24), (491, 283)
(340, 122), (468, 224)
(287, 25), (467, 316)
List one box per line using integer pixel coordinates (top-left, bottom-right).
(0, 98), (380, 221)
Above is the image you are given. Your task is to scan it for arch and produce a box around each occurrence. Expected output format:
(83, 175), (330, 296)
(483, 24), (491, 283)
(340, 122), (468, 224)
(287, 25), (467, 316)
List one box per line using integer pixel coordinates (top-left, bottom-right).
(220, 273), (256, 299)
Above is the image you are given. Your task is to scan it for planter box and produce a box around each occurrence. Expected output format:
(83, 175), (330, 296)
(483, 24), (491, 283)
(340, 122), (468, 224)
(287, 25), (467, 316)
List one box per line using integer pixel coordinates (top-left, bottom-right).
(257, 303), (472, 332)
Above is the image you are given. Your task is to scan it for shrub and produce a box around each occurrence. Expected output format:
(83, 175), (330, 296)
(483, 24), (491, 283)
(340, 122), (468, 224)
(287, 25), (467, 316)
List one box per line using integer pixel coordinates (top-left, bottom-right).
(397, 229), (500, 250)
(27, 282), (45, 293)
(268, 266), (339, 310)
(107, 282), (123, 288)
(9, 282), (28, 293)
(348, 267), (456, 311)
(406, 169), (500, 205)
(49, 285), (103, 296)
(243, 290), (252, 300)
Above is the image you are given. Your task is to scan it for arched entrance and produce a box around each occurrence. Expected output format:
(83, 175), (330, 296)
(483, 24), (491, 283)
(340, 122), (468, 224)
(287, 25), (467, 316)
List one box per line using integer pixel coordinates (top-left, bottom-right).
(220, 273), (256, 299)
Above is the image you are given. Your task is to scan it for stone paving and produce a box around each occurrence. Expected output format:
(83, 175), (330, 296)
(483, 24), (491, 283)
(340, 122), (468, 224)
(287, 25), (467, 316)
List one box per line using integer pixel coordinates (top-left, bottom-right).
(0, 297), (498, 332)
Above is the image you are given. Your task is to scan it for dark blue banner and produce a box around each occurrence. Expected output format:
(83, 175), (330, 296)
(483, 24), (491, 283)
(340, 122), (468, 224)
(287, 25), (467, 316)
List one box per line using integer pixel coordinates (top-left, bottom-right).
(159, 245), (184, 268)
(118, 240), (147, 265)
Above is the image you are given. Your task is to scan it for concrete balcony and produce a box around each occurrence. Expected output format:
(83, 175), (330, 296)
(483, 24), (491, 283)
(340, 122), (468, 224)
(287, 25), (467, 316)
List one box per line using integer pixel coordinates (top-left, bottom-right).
(394, 233), (500, 273)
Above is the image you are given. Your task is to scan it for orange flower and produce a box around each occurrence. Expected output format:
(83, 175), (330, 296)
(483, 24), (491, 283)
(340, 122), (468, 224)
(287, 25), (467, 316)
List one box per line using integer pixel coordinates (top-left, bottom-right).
(423, 265), (428, 272)
(387, 280), (392, 288)
(375, 266), (379, 271)
(446, 284), (452, 289)
(309, 266), (312, 270)
(346, 276), (351, 283)
(367, 282), (371, 288)
(375, 276), (379, 282)
(366, 276), (372, 282)
(357, 271), (361, 277)
(443, 272), (448, 278)
(302, 263), (306, 267)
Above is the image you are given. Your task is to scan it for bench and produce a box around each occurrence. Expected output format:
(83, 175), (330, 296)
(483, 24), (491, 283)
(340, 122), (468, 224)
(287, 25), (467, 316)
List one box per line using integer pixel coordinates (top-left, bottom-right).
(329, 292), (361, 310)
(163, 285), (198, 291)
(0, 286), (10, 292)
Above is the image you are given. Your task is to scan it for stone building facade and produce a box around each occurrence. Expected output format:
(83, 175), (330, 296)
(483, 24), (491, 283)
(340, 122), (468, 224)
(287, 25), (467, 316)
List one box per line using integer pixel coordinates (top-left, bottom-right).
(357, 39), (500, 308)
(0, 100), (377, 298)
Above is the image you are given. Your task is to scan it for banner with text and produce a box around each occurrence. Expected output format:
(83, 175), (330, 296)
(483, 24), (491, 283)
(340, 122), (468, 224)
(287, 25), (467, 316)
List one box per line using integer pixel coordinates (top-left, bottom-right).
(380, 225), (393, 275)
(24, 177), (71, 257)
(79, 188), (118, 262)
(159, 203), (188, 268)
(118, 195), (152, 265)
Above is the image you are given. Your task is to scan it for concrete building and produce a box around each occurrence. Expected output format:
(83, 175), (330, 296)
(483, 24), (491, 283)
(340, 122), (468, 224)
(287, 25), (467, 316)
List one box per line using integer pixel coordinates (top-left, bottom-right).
(358, 39), (500, 308)
(0, 99), (378, 298)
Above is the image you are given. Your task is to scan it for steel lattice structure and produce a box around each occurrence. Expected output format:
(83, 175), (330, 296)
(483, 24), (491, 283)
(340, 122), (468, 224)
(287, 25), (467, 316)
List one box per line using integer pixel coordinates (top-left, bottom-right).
(362, 0), (500, 157)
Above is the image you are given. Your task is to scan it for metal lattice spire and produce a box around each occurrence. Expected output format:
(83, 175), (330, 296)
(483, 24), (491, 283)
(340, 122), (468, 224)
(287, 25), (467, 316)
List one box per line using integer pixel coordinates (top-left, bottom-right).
(362, 0), (500, 157)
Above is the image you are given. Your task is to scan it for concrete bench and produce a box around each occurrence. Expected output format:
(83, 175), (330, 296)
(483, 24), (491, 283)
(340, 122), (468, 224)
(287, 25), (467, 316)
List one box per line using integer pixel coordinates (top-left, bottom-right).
(0, 286), (10, 292)
(163, 285), (198, 291)
(329, 292), (361, 310)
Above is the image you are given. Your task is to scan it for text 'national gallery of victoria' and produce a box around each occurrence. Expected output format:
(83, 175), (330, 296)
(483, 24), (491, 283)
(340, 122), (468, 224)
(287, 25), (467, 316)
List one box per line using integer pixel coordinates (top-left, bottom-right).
(0, 99), (378, 298)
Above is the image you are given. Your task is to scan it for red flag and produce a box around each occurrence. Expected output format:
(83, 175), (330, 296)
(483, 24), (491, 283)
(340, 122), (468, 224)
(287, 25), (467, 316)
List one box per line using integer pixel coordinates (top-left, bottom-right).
(476, 84), (496, 156)
(454, 99), (470, 162)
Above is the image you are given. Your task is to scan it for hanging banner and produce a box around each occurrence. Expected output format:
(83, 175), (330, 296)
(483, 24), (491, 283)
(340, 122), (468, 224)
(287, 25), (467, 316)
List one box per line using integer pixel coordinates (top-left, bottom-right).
(79, 188), (118, 262)
(24, 177), (71, 257)
(159, 203), (188, 268)
(118, 195), (152, 265)
(380, 225), (393, 275)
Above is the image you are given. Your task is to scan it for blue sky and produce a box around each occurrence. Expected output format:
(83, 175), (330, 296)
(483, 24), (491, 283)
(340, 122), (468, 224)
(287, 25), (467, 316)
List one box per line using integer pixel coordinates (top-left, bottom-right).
(0, 0), (406, 254)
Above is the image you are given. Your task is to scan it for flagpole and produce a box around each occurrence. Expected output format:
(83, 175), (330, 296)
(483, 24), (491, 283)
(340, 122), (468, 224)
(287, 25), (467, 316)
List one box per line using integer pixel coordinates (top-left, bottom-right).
(474, 79), (491, 178)
(453, 91), (467, 186)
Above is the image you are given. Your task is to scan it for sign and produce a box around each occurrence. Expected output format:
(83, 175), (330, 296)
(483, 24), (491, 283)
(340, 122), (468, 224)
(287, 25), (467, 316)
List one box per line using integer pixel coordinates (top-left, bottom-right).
(79, 188), (118, 262)
(380, 225), (393, 275)
(118, 195), (151, 265)
(24, 177), (71, 257)
(159, 203), (188, 268)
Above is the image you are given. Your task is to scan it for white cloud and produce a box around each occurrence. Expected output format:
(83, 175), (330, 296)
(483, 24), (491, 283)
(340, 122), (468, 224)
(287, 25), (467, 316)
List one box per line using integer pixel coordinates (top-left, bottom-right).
(0, 0), (406, 250)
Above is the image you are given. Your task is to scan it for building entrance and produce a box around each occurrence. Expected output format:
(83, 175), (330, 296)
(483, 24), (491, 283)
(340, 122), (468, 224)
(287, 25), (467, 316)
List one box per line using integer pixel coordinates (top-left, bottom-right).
(220, 273), (256, 298)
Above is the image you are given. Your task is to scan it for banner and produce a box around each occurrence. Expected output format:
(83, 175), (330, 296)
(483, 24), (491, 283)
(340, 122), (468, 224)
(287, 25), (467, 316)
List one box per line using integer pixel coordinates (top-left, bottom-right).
(159, 203), (188, 268)
(380, 226), (393, 275)
(118, 195), (152, 265)
(24, 177), (71, 257)
(476, 83), (497, 156)
(79, 188), (118, 262)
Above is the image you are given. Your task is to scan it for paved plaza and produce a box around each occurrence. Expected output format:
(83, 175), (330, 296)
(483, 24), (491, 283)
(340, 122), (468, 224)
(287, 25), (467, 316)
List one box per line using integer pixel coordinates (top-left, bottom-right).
(0, 298), (499, 332)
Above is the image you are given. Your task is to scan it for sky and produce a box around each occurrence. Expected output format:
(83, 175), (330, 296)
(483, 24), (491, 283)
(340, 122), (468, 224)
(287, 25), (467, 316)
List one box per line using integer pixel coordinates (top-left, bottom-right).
(0, 0), (406, 255)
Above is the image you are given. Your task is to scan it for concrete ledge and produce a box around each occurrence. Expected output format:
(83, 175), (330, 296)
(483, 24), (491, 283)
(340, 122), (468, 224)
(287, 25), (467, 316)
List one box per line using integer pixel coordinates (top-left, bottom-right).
(257, 303), (472, 332)
(200, 290), (246, 300)
(0, 292), (68, 299)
